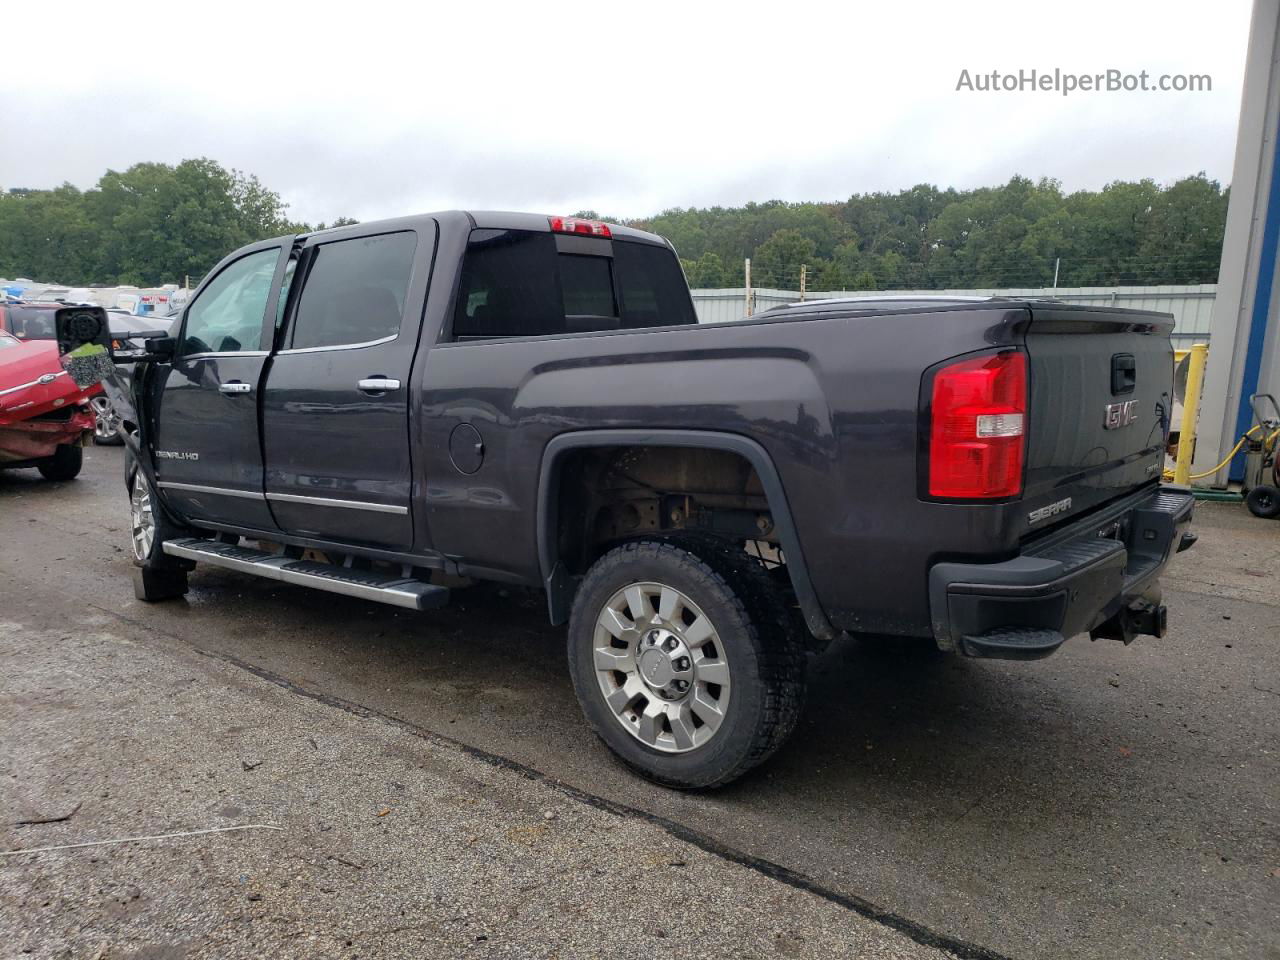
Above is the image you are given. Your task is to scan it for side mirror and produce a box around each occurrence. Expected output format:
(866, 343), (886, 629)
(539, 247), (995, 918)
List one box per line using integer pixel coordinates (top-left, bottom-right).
(55, 305), (111, 354)
(145, 336), (176, 360)
(54, 305), (115, 388)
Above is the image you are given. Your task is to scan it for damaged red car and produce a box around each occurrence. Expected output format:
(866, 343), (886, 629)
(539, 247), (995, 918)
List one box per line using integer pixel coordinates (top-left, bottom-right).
(0, 329), (98, 480)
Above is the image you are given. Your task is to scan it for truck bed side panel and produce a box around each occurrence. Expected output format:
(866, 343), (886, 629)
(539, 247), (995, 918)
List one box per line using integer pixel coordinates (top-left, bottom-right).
(418, 306), (1030, 637)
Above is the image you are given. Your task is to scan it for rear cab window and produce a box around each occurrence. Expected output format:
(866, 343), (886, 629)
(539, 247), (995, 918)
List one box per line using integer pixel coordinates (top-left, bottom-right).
(286, 231), (417, 350)
(451, 229), (696, 340)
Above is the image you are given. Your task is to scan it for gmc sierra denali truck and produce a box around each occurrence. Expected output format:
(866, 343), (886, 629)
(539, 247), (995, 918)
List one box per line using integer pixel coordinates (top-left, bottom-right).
(70, 211), (1196, 788)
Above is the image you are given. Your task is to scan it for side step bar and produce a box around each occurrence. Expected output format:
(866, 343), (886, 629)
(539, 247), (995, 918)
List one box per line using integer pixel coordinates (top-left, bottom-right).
(162, 538), (449, 611)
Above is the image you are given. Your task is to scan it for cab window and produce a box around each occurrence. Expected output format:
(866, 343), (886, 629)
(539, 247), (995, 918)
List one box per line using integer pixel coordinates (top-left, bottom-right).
(287, 232), (416, 350)
(182, 249), (279, 354)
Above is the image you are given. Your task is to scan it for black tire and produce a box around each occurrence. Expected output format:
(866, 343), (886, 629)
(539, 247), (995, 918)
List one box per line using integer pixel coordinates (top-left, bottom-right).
(1246, 484), (1280, 520)
(567, 537), (805, 789)
(37, 444), (83, 482)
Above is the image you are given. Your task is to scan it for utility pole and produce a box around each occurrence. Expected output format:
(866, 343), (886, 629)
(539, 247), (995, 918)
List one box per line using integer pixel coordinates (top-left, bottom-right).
(744, 258), (753, 317)
(1052, 257), (1060, 290)
(799, 264), (807, 301)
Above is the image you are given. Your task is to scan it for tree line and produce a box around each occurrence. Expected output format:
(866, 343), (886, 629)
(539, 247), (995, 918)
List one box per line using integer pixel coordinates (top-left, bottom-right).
(622, 174), (1228, 291)
(1, 160), (1228, 293)
(0, 158), (355, 288)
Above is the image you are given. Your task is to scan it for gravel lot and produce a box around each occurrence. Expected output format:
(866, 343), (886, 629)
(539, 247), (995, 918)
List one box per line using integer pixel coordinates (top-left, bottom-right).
(1, 446), (1277, 960)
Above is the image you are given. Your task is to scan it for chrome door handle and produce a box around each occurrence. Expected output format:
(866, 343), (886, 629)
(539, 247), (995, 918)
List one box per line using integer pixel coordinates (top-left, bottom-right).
(357, 378), (401, 393)
(219, 382), (251, 395)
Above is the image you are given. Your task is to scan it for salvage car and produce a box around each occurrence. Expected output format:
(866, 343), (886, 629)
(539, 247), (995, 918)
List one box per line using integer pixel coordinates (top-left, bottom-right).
(74, 212), (1196, 788)
(0, 329), (97, 480)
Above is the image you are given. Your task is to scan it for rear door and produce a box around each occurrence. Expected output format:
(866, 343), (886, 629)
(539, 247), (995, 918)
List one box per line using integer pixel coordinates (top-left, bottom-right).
(1021, 305), (1175, 530)
(150, 241), (289, 528)
(261, 224), (432, 551)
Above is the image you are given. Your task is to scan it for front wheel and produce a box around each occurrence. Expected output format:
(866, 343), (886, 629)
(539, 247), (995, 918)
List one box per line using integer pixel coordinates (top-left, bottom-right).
(567, 538), (805, 789)
(37, 444), (83, 482)
(128, 466), (190, 600)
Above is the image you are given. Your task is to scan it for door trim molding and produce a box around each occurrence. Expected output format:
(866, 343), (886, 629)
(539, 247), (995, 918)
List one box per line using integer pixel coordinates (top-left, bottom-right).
(265, 491), (409, 515)
(158, 481), (266, 501)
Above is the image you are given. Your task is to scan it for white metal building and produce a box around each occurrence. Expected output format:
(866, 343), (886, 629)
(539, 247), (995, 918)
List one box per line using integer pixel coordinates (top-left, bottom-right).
(1195, 0), (1280, 483)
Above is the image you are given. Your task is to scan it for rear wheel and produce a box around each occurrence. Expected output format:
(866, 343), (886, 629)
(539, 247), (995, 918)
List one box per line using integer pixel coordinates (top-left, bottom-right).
(1246, 484), (1280, 519)
(37, 444), (83, 482)
(567, 538), (805, 789)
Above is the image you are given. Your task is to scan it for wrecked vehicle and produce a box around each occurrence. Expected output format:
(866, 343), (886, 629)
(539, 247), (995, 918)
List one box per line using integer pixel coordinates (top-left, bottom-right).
(0, 329), (98, 480)
(70, 212), (1196, 788)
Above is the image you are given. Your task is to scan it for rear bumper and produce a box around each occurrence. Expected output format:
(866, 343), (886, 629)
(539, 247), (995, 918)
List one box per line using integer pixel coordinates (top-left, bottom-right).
(929, 486), (1195, 659)
(0, 408), (95, 464)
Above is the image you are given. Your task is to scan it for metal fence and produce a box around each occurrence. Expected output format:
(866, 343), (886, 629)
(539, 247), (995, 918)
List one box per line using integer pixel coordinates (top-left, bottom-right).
(691, 284), (1217, 346)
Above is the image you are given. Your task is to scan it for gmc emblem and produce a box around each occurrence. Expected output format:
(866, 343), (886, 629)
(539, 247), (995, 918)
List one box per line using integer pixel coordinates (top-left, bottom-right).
(1104, 400), (1138, 430)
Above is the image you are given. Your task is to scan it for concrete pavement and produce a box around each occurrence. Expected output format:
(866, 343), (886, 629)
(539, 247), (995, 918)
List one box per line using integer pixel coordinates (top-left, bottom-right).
(1, 447), (1277, 959)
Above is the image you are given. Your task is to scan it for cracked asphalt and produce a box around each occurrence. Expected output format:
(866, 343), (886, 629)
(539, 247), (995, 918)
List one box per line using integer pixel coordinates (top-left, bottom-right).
(1, 446), (1278, 960)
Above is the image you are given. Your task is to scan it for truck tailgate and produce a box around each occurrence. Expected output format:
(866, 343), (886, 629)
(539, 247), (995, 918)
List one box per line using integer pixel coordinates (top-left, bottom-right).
(1021, 305), (1175, 533)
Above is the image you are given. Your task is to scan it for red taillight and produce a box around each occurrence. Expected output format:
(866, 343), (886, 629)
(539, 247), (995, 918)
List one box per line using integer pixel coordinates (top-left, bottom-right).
(928, 351), (1027, 499)
(549, 215), (612, 237)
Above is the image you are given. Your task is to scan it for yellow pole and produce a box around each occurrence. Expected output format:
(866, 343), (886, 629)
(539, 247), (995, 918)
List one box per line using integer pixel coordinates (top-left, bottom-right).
(1173, 343), (1209, 485)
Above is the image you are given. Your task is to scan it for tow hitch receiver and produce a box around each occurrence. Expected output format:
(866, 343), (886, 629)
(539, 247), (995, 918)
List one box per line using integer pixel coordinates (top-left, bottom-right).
(1091, 600), (1168, 645)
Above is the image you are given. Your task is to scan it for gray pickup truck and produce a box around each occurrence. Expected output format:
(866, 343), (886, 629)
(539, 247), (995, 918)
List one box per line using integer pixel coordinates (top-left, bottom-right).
(70, 211), (1195, 788)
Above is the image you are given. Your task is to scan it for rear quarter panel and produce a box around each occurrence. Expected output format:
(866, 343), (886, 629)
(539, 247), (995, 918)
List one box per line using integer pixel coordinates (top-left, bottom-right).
(417, 305), (1030, 636)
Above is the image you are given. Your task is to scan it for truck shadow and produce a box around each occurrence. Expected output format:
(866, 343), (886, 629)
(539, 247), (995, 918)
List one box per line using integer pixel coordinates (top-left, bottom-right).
(176, 568), (1148, 835)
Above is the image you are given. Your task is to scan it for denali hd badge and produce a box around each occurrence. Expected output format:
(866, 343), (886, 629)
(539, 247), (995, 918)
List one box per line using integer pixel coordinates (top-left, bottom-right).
(1029, 497), (1072, 524)
(1104, 399), (1138, 430)
(156, 450), (199, 461)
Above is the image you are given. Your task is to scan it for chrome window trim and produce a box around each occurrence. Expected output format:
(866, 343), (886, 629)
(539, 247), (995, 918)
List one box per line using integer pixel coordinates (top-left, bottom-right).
(265, 491), (409, 515)
(180, 350), (270, 361)
(158, 481), (266, 501)
(276, 333), (399, 355)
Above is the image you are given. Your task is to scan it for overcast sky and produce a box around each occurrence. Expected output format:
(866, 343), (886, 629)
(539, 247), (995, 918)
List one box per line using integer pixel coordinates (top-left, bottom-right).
(1, 1), (1253, 225)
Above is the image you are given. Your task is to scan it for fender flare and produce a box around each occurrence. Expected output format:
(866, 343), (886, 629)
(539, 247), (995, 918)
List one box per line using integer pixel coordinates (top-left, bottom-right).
(536, 428), (835, 640)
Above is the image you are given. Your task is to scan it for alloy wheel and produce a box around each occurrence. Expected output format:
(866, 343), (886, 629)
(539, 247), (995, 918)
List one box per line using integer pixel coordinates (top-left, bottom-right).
(91, 395), (118, 441)
(130, 472), (155, 562)
(592, 581), (731, 753)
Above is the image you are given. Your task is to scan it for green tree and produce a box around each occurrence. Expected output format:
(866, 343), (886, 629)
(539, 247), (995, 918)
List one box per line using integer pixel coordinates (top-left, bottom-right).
(683, 251), (728, 288)
(0, 167), (1232, 290)
(0, 158), (300, 286)
(752, 228), (816, 289)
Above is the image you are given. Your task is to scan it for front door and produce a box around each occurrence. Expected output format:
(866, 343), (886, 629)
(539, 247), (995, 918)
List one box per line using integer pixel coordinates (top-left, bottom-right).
(151, 241), (289, 529)
(261, 225), (431, 551)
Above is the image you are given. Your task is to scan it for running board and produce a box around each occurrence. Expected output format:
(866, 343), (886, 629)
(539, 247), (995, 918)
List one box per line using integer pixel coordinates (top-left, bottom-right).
(161, 538), (450, 611)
